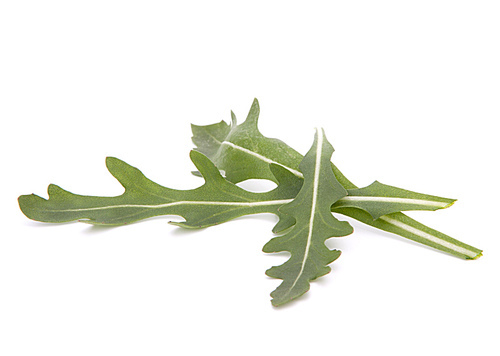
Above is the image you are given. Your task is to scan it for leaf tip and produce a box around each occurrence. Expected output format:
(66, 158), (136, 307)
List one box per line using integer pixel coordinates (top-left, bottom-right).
(468, 250), (483, 260)
(230, 111), (237, 126)
(243, 98), (260, 127)
(105, 156), (118, 166)
(18, 192), (48, 221)
(105, 156), (124, 175)
(47, 183), (64, 196)
(444, 199), (457, 209)
(189, 150), (225, 184)
(17, 193), (36, 211)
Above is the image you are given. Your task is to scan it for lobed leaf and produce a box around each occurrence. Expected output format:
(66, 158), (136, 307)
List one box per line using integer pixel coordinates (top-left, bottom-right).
(18, 98), (483, 309)
(18, 151), (302, 228)
(191, 98), (482, 259)
(263, 129), (353, 306)
(192, 100), (305, 184)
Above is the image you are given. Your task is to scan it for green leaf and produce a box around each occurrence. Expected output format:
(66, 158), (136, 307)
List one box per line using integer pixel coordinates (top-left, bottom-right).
(18, 151), (302, 228)
(263, 129), (353, 306)
(336, 181), (456, 220)
(191, 98), (482, 259)
(192, 99), (305, 184)
(272, 181), (457, 233)
(333, 208), (482, 259)
(191, 120), (231, 159)
(268, 171), (473, 260)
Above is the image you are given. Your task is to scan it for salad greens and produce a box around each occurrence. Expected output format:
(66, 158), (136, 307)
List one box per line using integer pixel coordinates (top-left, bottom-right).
(19, 99), (482, 306)
(263, 128), (353, 306)
(18, 151), (302, 228)
(192, 99), (482, 260)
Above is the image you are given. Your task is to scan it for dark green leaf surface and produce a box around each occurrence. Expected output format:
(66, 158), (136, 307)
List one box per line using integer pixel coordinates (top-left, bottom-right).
(263, 129), (353, 306)
(18, 151), (302, 228)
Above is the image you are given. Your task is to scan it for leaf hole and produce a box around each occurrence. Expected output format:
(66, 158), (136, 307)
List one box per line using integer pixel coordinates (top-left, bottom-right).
(236, 179), (277, 193)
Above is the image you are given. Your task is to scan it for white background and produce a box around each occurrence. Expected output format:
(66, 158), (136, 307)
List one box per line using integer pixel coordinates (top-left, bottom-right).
(1, 1), (499, 355)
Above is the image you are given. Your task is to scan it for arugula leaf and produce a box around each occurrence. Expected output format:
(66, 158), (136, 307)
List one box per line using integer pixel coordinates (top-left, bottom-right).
(333, 208), (482, 259)
(192, 101), (305, 183)
(191, 99), (482, 259)
(18, 151), (302, 228)
(272, 181), (457, 233)
(18, 98), (484, 307)
(191, 119), (231, 159)
(339, 181), (456, 220)
(263, 128), (353, 306)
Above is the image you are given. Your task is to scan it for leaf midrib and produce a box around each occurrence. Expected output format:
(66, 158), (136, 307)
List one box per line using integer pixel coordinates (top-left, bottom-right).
(41, 199), (295, 213)
(342, 196), (450, 207)
(221, 141), (304, 179)
(288, 128), (323, 293)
